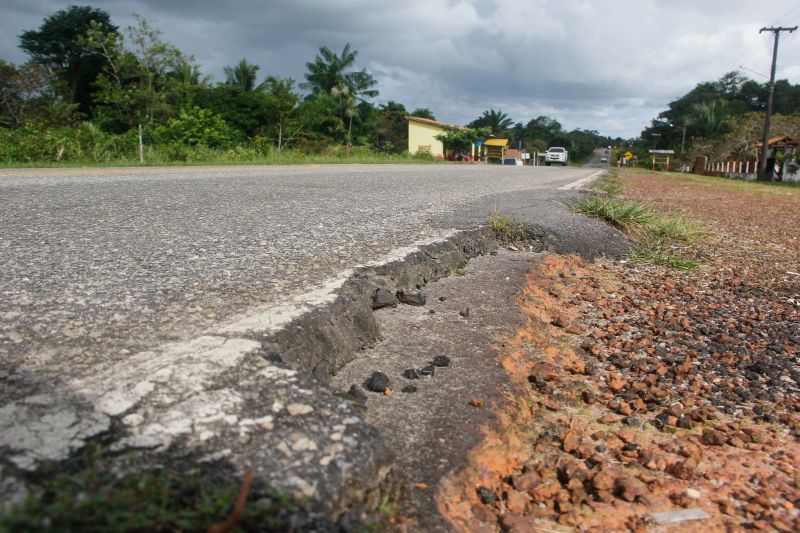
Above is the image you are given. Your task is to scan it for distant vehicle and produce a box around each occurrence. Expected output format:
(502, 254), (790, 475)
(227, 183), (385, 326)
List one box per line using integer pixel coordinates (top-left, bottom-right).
(600, 156), (608, 163)
(544, 146), (569, 166)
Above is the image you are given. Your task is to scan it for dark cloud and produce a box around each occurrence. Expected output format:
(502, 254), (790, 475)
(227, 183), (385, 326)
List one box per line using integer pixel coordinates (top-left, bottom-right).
(3, 0), (799, 137)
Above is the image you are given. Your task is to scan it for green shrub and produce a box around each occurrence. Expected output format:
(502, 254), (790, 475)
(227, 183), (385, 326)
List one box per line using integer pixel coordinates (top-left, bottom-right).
(155, 107), (236, 149)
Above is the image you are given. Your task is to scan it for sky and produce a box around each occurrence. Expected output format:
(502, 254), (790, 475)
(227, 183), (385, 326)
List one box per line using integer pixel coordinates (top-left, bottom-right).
(2, 0), (800, 138)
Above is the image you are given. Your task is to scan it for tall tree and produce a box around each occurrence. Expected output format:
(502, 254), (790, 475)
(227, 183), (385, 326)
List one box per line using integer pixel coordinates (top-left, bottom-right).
(19, 5), (117, 113)
(0, 60), (52, 127)
(82, 15), (189, 131)
(224, 59), (259, 92)
(302, 44), (378, 146)
(468, 109), (513, 135)
(410, 107), (435, 120)
(302, 43), (378, 101)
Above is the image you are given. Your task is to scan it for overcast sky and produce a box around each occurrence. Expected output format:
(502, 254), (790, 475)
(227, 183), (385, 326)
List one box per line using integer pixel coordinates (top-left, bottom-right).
(3, 0), (800, 138)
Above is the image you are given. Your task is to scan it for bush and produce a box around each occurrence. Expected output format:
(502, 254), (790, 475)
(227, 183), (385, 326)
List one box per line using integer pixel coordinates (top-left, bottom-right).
(155, 107), (236, 149)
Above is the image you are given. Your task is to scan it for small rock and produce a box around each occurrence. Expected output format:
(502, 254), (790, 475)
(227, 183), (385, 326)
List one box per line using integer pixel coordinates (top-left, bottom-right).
(592, 468), (617, 491)
(530, 362), (558, 381)
(459, 307), (470, 317)
(702, 428), (726, 446)
(401, 385), (417, 393)
(505, 489), (530, 514)
(438, 296), (447, 301)
(617, 430), (636, 444)
(432, 355), (451, 367)
(477, 486), (497, 504)
(469, 398), (484, 407)
(403, 368), (419, 380)
(624, 416), (643, 427)
(552, 313), (571, 328)
(419, 365), (435, 377)
(647, 508), (711, 525)
(346, 384), (367, 403)
(685, 488), (701, 500)
(562, 429), (580, 453)
(286, 403), (314, 416)
(364, 372), (391, 393)
(512, 472), (541, 492)
(397, 289), (426, 306)
(415, 482), (428, 490)
(372, 288), (398, 310)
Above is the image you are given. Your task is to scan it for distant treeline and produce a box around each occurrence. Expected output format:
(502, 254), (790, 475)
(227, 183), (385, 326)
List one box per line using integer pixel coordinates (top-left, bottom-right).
(0, 5), (621, 164)
(635, 71), (800, 162)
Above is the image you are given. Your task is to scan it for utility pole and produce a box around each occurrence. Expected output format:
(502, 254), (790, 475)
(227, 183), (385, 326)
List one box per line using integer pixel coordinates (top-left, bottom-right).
(758, 26), (796, 181)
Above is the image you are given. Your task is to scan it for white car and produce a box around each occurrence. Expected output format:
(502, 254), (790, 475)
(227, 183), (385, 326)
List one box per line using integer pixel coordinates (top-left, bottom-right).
(544, 147), (569, 166)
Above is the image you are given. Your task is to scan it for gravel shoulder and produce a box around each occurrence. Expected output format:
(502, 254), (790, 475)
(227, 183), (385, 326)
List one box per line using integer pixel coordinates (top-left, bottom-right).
(441, 171), (800, 532)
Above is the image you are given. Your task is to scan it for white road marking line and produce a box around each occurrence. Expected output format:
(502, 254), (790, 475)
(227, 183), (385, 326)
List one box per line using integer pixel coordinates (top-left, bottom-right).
(558, 170), (606, 190)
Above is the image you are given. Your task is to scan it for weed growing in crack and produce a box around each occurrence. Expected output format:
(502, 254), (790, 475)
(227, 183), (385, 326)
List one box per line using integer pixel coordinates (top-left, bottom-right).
(489, 208), (528, 242)
(0, 446), (298, 532)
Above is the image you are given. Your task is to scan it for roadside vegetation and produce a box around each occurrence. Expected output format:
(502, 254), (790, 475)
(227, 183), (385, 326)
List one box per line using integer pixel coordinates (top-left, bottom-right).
(575, 172), (708, 269)
(1, 6), (619, 167)
(489, 208), (528, 243)
(0, 446), (298, 532)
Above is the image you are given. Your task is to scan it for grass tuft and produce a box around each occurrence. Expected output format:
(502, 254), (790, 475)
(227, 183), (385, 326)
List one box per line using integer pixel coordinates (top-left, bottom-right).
(573, 191), (707, 270)
(589, 173), (623, 196)
(573, 197), (652, 230)
(489, 209), (528, 242)
(627, 249), (698, 270)
(0, 447), (297, 532)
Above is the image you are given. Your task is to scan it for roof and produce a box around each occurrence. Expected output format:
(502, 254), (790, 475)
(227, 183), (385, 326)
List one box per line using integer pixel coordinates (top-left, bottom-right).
(407, 116), (462, 130)
(484, 138), (509, 147)
(755, 135), (799, 148)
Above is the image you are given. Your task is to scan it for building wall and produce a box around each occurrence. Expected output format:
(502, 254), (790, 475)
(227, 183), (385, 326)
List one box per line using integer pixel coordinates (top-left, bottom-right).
(408, 121), (445, 158)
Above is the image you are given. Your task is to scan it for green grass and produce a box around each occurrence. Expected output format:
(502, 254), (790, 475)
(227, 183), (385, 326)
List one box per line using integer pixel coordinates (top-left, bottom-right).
(0, 447), (297, 532)
(572, 196), (652, 230)
(646, 214), (709, 245)
(0, 147), (438, 169)
(573, 190), (707, 270)
(627, 248), (698, 270)
(589, 172), (623, 196)
(489, 209), (528, 242)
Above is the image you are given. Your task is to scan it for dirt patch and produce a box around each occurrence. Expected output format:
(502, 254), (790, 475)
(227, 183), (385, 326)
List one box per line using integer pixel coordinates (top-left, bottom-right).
(438, 172), (800, 532)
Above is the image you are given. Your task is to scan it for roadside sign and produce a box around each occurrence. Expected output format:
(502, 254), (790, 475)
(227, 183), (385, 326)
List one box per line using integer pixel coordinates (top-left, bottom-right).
(625, 151), (633, 160)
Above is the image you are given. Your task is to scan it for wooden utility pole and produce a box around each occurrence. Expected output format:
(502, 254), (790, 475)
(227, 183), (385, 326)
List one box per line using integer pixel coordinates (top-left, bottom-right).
(758, 26), (796, 181)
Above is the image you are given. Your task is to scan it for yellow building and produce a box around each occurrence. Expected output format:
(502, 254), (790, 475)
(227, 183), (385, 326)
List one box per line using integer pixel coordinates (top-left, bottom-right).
(407, 116), (477, 160)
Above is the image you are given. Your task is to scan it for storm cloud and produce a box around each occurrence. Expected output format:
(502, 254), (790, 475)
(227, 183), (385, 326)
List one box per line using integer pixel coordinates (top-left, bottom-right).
(2, 0), (800, 137)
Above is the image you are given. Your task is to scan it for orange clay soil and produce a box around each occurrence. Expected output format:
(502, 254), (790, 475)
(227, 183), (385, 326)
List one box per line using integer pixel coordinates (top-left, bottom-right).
(436, 172), (800, 533)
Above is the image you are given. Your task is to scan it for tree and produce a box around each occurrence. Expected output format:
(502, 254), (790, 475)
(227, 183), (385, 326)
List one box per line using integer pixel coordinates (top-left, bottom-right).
(435, 126), (491, 154)
(302, 43), (377, 100)
(686, 100), (729, 138)
(0, 60), (52, 127)
(410, 107), (435, 120)
(82, 15), (189, 131)
(374, 101), (408, 153)
(224, 59), (259, 92)
(468, 109), (513, 135)
(302, 44), (378, 146)
(19, 5), (117, 113)
(260, 76), (302, 150)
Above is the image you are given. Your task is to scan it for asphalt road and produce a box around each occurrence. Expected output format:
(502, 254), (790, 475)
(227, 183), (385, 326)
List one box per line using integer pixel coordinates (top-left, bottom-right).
(0, 163), (594, 393)
(584, 147), (611, 168)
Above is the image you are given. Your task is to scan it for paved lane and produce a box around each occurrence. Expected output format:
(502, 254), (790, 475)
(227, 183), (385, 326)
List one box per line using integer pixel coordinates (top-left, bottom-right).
(0, 163), (591, 391)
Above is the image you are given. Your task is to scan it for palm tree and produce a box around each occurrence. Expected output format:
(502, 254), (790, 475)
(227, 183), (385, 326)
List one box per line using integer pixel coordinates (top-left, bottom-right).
(302, 43), (378, 102)
(224, 59), (259, 91)
(469, 109), (514, 135)
(686, 100), (728, 138)
(303, 44), (378, 149)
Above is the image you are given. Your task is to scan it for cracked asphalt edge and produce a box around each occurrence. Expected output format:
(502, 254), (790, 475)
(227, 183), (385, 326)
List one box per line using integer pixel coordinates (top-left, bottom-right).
(0, 185), (632, 525)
